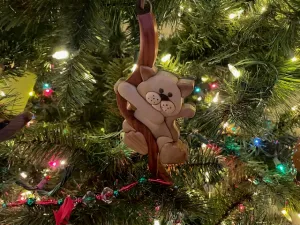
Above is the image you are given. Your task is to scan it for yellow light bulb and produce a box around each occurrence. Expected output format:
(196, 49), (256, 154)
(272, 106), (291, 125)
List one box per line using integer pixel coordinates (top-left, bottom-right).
(29, 91), (34, 96)
(0, 91), (5, 97)
(201, 76), (209, 82)
(281, 209), (287, 215)
(228, 64), (241, 78)
(212, 92), (220, 103)
(229, 13), (236, 19)
(52, 50), (69, 60)
(154, 219), (160, 225)
(261, 6), (266, 12)
(292, 57), (297, 62)
(131, 64), (137, 72)
(292, 106), (297, 111)
(161, 54), (171, 62)
(188, 8), (192, 12)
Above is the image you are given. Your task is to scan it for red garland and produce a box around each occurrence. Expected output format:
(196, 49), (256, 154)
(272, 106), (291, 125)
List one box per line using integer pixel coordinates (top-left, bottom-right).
(53, 197), (74, 225)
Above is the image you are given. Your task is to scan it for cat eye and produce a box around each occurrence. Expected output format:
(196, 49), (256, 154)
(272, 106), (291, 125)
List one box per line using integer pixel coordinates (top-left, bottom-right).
(159, 88), (164, 93)
(168, 92), (173, 97)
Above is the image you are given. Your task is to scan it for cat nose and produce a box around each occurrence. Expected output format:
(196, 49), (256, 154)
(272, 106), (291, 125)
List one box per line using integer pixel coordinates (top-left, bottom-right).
(159, 93), (169, 101)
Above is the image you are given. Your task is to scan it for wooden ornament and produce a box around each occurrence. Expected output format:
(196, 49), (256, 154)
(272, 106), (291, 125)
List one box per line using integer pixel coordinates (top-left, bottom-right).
(115, 1), (195, 181)
(293, 139), (300, 173)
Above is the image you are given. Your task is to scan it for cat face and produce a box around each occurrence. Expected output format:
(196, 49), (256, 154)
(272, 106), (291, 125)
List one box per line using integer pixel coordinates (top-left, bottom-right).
(137, 67), (194, 117)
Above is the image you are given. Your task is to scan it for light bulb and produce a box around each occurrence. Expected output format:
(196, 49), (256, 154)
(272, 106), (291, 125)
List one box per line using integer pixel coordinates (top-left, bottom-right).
(223, 122), (229, 128)
(261, 6), (266, 12)
(229, 13), (237, 19)
(20, 172), (27, 179)
(197, 96), (202, 101)
(131, 64), (137, 72)
(281, 209), (287, 215)
(201, 76), (209, 82)
(60, 160), (66, 165)
(161, 54), (171, 62)
(180, 5), (184, 10)
(195, 87), (201, 93)
(292, 57), (297, 62)
(46, 89), (50, 93)
(0, 91), (5, 97)
(52, 50), (69, 60)
(201, 143), (207, 149)
(212, 92), (220, 103)
(188, 8), (192, 12)
(154, 219), (160, 225)
(228, 64), (241, 78)
(292, 106), (297, 111)
(298, 213), (300, 218)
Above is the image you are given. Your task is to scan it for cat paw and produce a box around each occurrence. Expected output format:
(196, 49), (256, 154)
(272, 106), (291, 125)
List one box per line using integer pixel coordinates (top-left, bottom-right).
(124, 131), (148, 155)
(159, 140), (188, 164)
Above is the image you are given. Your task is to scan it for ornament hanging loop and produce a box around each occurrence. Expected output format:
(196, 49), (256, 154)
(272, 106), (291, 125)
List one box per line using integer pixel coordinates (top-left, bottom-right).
(136, 0), (152, 14)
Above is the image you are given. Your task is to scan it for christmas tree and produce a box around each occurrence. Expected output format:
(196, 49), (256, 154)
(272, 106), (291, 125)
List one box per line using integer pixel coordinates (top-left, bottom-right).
(1, 0), (300, 224)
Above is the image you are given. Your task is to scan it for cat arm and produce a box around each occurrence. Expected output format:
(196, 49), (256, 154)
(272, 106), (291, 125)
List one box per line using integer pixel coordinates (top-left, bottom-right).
(117, 81), (164, 124)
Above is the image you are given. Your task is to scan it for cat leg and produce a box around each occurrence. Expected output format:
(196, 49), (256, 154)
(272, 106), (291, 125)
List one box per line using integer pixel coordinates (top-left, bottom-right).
(123, 120), (148, 155)
(157, 136), (188, 164)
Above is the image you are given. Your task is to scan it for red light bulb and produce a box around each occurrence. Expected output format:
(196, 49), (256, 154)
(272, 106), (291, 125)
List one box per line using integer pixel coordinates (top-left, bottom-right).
(43, 88), (53, 97)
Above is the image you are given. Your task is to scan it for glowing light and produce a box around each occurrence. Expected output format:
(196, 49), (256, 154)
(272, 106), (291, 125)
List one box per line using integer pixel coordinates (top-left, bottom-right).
(161, 54), (171, 62)
(229, 13), (237, 19)
(188, 8), (192, 12)
(20, 172), (27, 179)
(180, 5), (184, 10)
(49, 161), (58, 168)
(212, 92), (219, 103)
(131, 64), (137, 72)
(154, 219), (160, 225)
(292, 57), (298, 62)
(0, 91), (5, 97)
(195, 87), (201, 93)
(228, 64), (241, 78)
(60, 160), (66, 165)
(201, 76), (209, 82)
(281, 209), (287, 215)
(52, 50), (69, 60)
(210, 83), (218, 90)
(261, 6), (266, 12)
(298, 213), (300, 218)
(253, 137), (262, 147)
(292, 106), (297, 111)
(205, 172), (210, 182)
(29, 91), (34, 96)
(20, 197), (25, 201)
(43, 88), (53, 97)
(197, 96), (202, 101)
(223, 122), (229, 128)
(201, 143), (207, 149)
(276, 164), (287, 174)
(43, 83), (50, 89)
(100, 127), (105, 132)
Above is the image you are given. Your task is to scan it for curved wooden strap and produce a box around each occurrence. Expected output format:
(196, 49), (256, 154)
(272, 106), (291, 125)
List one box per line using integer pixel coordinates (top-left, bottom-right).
(116, 12), (171, 181)
(0, 112), (32, 142)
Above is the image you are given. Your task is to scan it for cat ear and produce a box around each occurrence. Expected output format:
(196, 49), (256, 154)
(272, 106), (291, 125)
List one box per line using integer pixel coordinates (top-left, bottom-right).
(140, 66), (157, 81)
(177, 79), (195, 98)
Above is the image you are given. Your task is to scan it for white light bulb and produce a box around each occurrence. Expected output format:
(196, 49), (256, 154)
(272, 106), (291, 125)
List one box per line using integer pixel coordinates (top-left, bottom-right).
(229, 13), (237, 19)
(0, 91), (5, 97)
(292, 106), (297, 111)
(197, 96), (202, 101)
(223, 122), (229, 128)
(261, 6), (266, 12)
(205, 172), (210, 182)
(212, 92), (220, 103)
(29, 91), (34, 96)
(20, 172), (27, 179)
(188, 8), (192, 12)
(298, 213), (300, 218)
(60, 160), (66, 165)
(201, 143), (207, 149)
(131, 64), (137, 72)
(281, 209), (287, 215)
(228, 64), (241, 78)
(52, 50), (69, 60)
(154, 219), (160, 225)
(180, 5), (184, 10)
(292, 57), (297, 62)
(161, 54), (171, 62)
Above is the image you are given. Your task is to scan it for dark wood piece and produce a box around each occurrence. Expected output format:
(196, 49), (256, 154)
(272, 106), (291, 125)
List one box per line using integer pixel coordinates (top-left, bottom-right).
(116, 5), (171, 181)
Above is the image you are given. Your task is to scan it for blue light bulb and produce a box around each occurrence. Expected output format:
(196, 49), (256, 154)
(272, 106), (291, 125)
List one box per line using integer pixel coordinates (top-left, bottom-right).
(43, 83), (50, 89)
(253, 137), (262, 147)
(195, 87), (201, 93)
